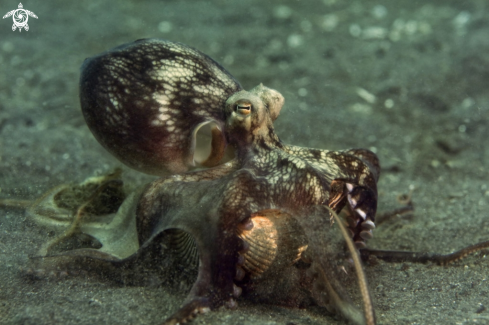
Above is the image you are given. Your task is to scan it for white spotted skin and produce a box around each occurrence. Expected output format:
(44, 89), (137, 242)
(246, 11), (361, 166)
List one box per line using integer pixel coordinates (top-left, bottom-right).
(80, 39), (242, 176)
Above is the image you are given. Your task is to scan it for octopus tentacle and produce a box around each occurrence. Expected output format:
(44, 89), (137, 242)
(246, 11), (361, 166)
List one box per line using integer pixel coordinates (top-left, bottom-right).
(135, 174), (243, 322)
(322, 205), (376, 325)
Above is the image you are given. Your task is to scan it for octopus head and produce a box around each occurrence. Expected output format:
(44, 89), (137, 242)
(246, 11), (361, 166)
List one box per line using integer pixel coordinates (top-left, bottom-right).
(224, 84), (284, 146)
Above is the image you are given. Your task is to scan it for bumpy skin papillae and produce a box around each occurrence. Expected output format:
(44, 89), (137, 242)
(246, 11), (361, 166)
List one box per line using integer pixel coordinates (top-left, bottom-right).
(79, 39), (380, 324)
(80, 39), (242, 175)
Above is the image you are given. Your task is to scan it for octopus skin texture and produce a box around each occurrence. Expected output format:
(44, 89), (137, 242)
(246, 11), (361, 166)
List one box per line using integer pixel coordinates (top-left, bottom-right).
(78, 39), (380, 324)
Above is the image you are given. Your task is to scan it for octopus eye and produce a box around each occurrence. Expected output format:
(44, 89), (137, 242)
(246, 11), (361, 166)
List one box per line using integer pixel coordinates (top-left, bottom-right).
(235, 99), (252, 115)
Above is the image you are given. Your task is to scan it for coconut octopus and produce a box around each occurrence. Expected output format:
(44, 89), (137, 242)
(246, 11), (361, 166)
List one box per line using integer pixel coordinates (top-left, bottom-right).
(75, 38), (383, 324)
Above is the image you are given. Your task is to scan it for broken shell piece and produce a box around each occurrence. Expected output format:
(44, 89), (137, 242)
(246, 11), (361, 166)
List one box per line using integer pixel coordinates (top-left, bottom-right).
(165, 229), (199, 271)
(23, 169), (142, 260)
(236, 209), (308, 279)
(27, 169), (126, 230)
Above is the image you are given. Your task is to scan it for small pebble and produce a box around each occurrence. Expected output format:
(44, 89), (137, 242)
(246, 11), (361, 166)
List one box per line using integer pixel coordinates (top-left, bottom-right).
(274, 5), (292, 19)
(356, 87), (376, 104)
(372, 5), (387, 19)
(287, 34), (303, 48)
(476, 303), (486, 314)
(349, 24), (362, 37)
(322, 14), (338, 32)
(88, 298), (102, 307)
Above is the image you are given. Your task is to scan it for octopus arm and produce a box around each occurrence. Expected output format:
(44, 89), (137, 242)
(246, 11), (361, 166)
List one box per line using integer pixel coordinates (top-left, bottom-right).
(136, 176), (242, 323)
